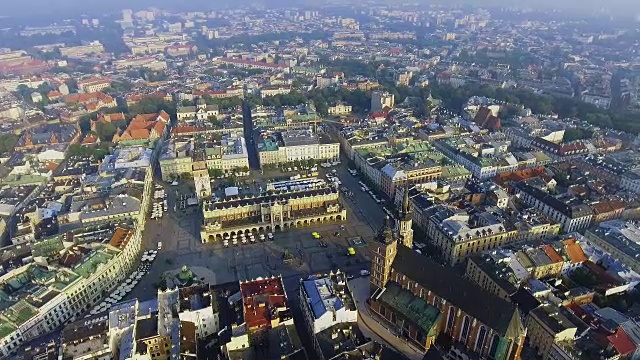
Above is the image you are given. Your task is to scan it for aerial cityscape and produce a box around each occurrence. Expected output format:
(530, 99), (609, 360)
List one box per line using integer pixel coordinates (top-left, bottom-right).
(2, 1), (640, 359)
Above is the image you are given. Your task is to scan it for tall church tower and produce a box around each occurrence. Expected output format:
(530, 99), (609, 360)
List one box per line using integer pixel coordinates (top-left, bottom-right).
(192, 150), (211, 200)
(397, 187), (414, 249)
(370, 216), (398, 294)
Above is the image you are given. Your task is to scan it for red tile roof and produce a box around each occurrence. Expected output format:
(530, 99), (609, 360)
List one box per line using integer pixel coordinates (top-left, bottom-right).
(562, 238), (587, 264)
(473, 107), (501, 131)
(608, 328), (636, 356)
(109, 227), (132, 250)
(113, 111), (168, 142)
(542, 245), (563, 263)
(494, 167), (547, 186)
(81, 134), (99, 144)
(240, 277), (288, 330)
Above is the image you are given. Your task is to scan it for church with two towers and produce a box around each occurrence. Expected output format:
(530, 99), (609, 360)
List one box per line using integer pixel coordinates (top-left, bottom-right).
(367, 188), (526, 359)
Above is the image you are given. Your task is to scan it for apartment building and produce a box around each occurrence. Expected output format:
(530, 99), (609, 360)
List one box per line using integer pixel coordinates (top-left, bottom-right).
(257, 129), (340, 167)
(0, 228), (142, 357)
(327, 103), (352, 116)
(621, 169), (640, 194)
(526, 305), (578, 360)
(216, 57), (288, 71)
(379, 154), (442, 199)
(77, 77), (111, 93)
(424, 205), (518, 265)
(299, 272), (358, 359)
(105, 284), (217, 359)
(260, 85), (291, 98)
(515, 183), (593, 233)
(160, 132), (249, 181)
(177, 97), (220, 120)
(59, 42), (105, 58)
(584, 220), (640, 274)
(465, 254), (519, 301)
(299, 273), (357, 335)
(371, 91), (394, 112)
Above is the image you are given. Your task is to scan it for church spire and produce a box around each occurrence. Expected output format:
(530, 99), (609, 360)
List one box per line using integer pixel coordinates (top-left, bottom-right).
(377, 215), (395, 244)
(399, 185), (411, 220)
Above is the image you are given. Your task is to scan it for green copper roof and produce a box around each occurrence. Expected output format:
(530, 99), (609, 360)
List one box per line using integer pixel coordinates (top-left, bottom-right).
(378, 281), (441, 335)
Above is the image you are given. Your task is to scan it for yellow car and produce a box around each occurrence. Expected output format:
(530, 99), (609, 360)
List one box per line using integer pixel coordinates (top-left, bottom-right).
(312, 232), (321, 239)
(347, 247), (356, 256)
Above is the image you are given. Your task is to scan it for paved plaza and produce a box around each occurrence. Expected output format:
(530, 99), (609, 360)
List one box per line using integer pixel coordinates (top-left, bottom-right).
(129, 162), (379, 301)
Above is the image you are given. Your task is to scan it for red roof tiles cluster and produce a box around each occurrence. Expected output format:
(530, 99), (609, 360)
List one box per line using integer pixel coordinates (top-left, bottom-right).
(240, 277), (287, 331)
(473, 107), (501, 132)
(112, 111), (169, 142)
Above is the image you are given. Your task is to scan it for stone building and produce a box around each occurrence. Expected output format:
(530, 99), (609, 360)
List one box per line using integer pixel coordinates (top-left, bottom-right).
(201, 186), (347, 242)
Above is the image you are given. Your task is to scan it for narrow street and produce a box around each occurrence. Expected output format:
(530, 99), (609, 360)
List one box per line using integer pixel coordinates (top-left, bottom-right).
(242, 99), (260, 170)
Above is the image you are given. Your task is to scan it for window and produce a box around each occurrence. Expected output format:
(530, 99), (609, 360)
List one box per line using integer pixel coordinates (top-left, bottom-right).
(488, 334), (500, 359)
(460, 316), (471, 344)
(446, 307), (456, 334)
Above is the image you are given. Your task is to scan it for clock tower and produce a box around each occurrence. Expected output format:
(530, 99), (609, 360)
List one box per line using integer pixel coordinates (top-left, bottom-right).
(192, 151), (211, 200)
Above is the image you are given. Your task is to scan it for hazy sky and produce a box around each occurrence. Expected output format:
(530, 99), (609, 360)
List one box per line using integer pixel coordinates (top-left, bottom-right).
(3, 0), (640, 19)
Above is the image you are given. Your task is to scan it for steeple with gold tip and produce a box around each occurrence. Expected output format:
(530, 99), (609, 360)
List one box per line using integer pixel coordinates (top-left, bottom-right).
(377, 215), (395, 244)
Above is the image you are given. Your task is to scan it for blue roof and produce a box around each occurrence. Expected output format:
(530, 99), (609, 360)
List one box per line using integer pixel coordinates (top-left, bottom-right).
(303, 277), (344, 319)
(303, 279), (326, 319)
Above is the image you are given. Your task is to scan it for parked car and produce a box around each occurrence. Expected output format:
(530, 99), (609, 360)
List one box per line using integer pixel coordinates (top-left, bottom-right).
(360, 270), (370, 276)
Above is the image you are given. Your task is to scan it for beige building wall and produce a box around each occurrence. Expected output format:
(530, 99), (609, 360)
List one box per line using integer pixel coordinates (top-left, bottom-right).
(160, 157), (193, 181)
(526, 309), (576, 360)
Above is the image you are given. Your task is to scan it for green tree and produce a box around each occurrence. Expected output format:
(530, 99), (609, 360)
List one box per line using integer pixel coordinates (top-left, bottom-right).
(563, 128), (587, 142)
(95, 122), (118, 141)
(313, 97), (328, 117)
(15, 84), (32, 101)
(78, 114), (93, 133)
(65, 79), (78, 93)
(208, 168), (224, 178)
(66, 143), (111, 160)
(0, 134), (19, 154)
(36, 83), (54, 96)
(128, 98), (176, 119)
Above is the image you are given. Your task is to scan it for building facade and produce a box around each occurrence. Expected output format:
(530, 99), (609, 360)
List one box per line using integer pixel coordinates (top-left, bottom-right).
(371, 91), (394, 112)
(424, 205), (519, 266)
(201, 186), (347, 242)
(526, 305), (577, 360)
(368, 219), (527, 359)
(177, 98), (220, 120)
